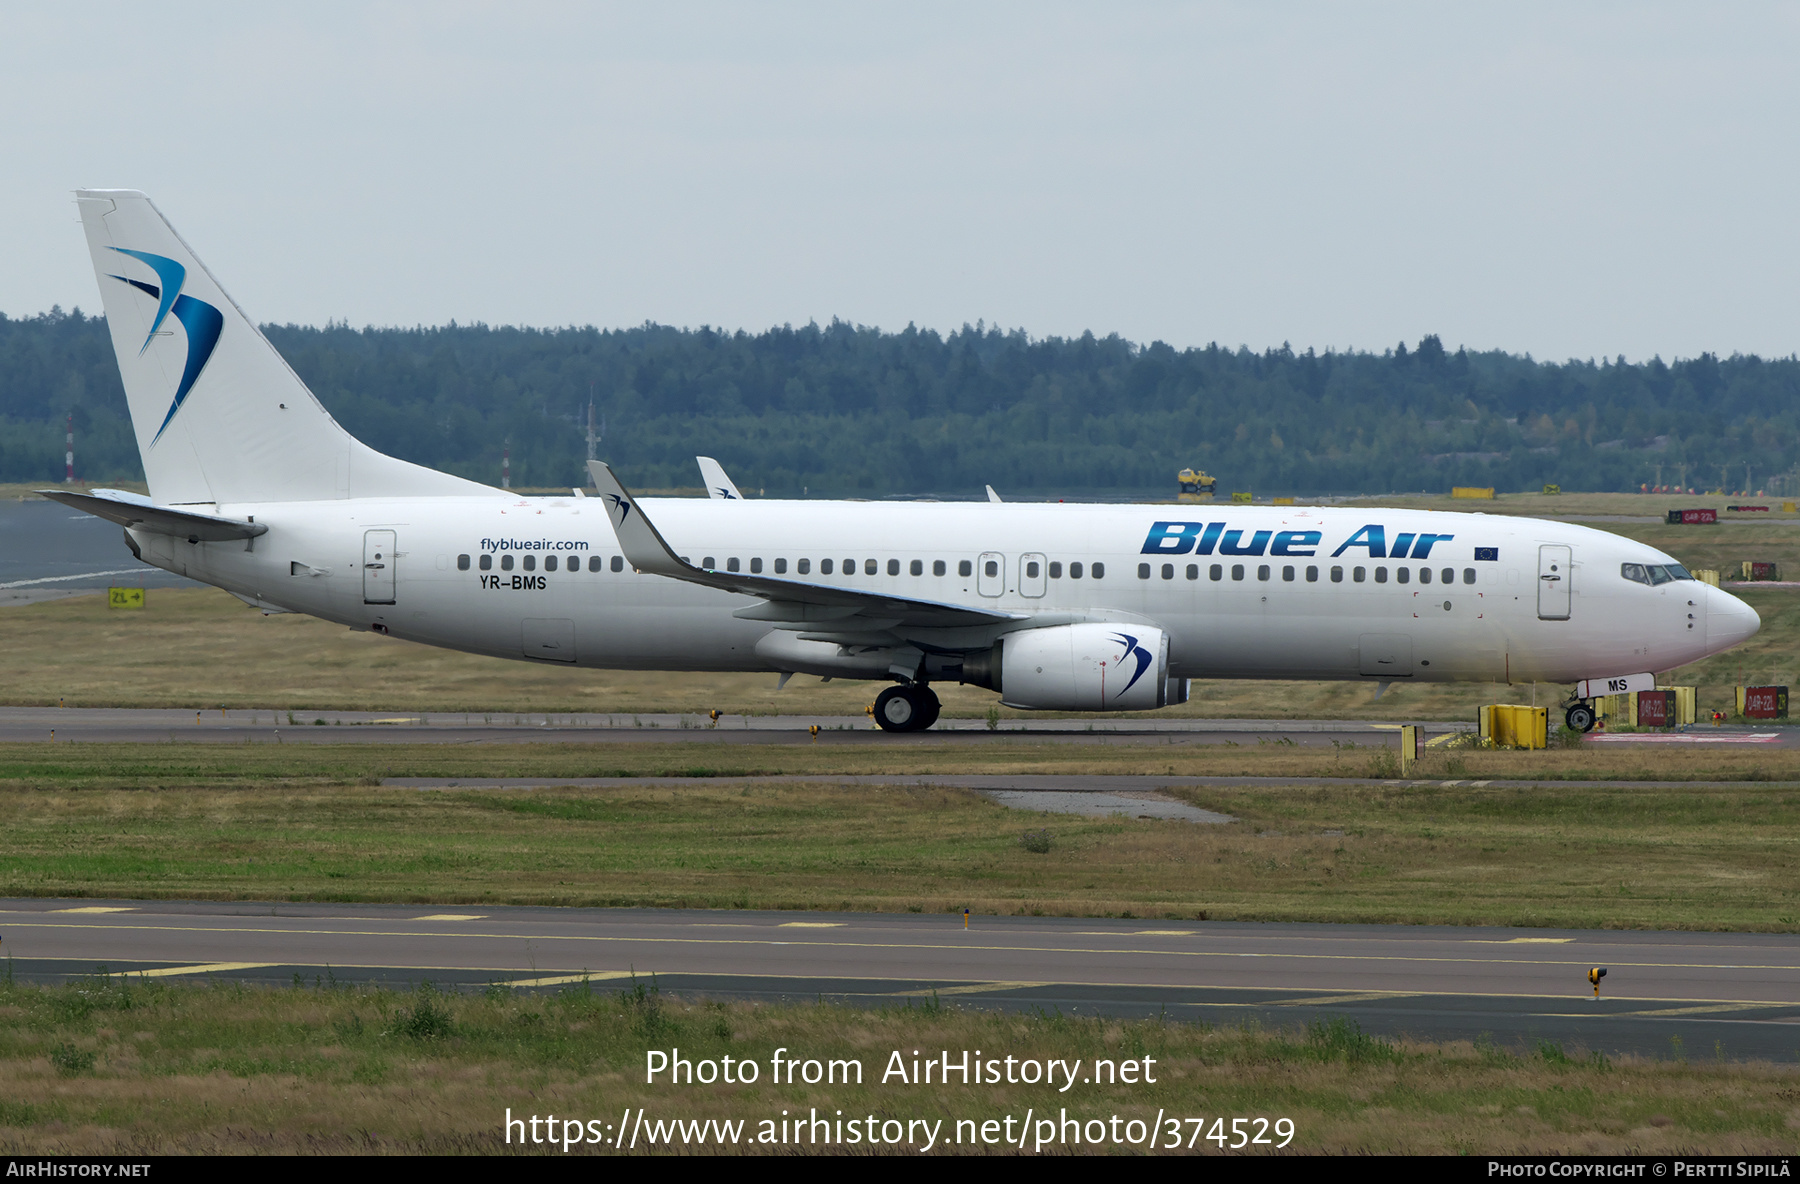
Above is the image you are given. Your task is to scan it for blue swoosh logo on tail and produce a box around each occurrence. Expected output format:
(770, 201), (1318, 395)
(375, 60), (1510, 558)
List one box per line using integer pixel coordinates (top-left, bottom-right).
(106, 247), (222, 445)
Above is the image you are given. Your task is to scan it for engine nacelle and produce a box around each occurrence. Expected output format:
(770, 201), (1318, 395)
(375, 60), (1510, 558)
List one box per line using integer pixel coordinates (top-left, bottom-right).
(970, 623), (1174, 712)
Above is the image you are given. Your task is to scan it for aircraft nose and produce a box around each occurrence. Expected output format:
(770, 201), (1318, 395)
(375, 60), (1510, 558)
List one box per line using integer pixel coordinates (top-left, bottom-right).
(1705, 583), (1761, 651)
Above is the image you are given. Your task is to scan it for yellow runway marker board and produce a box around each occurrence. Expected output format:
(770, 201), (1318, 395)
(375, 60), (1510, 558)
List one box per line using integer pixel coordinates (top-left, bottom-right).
(107, 587), (144, 609)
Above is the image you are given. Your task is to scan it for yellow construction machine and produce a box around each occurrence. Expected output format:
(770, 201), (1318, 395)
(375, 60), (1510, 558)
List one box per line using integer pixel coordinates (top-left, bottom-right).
(1177, 467), (1217, 501)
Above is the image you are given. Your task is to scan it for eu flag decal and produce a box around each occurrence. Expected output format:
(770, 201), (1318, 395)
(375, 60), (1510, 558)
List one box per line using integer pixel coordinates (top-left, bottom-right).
(1474, 547), (1499, 561)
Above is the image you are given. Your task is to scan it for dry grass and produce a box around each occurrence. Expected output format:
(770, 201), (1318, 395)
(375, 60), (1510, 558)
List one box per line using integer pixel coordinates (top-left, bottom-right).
(0, 976), (1791, 1155)
(1, 748), (1796, 927)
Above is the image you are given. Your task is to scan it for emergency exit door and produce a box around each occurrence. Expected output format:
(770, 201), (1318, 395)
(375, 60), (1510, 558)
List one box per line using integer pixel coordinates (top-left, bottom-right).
(1537, 544), (1570, 620)
(363, 530), (396, 605)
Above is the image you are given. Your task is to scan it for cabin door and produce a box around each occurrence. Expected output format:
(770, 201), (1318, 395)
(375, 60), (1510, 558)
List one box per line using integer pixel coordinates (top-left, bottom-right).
(363, 530), (396, 605)
(1537, 545), (1571, 620)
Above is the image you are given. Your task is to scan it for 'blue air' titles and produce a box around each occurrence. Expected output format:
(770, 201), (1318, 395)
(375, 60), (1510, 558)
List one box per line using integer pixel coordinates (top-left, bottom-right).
(1141, 522), (1456, 560)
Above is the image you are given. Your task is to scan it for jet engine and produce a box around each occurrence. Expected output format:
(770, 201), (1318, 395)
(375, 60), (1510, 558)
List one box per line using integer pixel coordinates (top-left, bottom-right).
(960, 623), (1180, 711)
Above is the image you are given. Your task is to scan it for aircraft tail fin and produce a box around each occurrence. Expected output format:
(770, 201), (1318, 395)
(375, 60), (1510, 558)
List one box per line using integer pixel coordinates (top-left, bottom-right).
(74, 190), (494, 505)
(696, 456), (744, 500)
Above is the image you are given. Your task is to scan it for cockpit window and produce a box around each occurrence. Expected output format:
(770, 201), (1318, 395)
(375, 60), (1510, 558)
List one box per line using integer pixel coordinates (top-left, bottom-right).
(1648, 565), (1673, 585)
(1666, 563), (1694, 580)
(1621, 563), (1650, 585)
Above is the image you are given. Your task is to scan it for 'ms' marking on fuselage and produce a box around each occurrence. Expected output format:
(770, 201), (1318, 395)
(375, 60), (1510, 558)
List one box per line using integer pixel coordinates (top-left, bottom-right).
(105, 247), (223, 446)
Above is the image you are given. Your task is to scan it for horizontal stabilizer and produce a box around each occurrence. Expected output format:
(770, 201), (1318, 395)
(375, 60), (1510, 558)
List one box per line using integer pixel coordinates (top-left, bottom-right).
(39, 487), (267, 543)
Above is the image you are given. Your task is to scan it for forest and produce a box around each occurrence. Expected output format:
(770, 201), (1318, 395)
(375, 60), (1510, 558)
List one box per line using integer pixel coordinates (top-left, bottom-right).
(1, 306), (1794, 498)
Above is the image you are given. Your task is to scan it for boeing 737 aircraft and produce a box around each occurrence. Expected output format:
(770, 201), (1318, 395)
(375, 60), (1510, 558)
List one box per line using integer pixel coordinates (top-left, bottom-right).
(45, 190), (1762, 732)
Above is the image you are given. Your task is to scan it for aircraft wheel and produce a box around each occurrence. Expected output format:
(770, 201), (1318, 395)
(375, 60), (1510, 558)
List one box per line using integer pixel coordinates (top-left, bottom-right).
(914, 686), (941, 730)
(1565, 702), (1596, 733)
(874, 685), (932, 732)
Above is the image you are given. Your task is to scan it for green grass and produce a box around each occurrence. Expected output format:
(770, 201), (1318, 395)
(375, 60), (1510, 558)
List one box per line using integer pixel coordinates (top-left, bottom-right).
(1, 744), (1796, 927)
(0, 974), (1790, 1155)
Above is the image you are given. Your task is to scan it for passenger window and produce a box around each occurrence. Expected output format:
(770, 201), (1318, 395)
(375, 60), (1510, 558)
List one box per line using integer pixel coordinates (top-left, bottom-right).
(821, 559), (834, 575)
(1374, 566), (1387, 583)
(1186, 564), (1199, 580)
(1441, 568), (1453, 585)
(1231, 564), (1245, 581)
(1306, 566), (1318, 582)
(1331, 566), (1342, 583)
(1138, 563), (1151, 580)
(1209, 564), (1222, 581)
(727, 557), (741, 572)
(774, 558), (786, 574)
(1048, 561), (1062, 578)
(1091, 563), (1104, 579)
(798, 558), (811, 575)
(934, 560), (947, 576)
(1069, 562), (1083, 579)
(457, 554), (470, 571)
(501, 555), (514, 571)
(1395, 567), (1408, 584)
(845, 558), (856, 574)
(1258, 565), (1271, 581)
(1353, 566), (1365, 582)
(911, 559), (923, 576)
(1463, 568), (1475, 584)
(480, 554), (493, 571)
(1027, 561), (1041, 578)
(751, 558), (763, 574)
(703, 556), (716, 569)
(610, 555), (623, 572)
(862, 558), (875, 575)
(984, 560), (998, 578)
(1283, 565), (1295, 582)
(590, 556), (603, 572)
(887, 559), (900, 576)
(1418, 567), (1430, 584)
(1162, 564), (1174, 579)
(545, 555), (558, 572)
(523, 555), (536, 571)
(960, 560), (974, 577)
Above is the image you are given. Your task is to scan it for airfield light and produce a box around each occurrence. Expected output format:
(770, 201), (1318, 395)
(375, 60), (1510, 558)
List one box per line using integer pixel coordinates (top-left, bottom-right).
(809, 725), (820, 742)
(963, 909), (970, 930)
(1588, 967), (1607, 998)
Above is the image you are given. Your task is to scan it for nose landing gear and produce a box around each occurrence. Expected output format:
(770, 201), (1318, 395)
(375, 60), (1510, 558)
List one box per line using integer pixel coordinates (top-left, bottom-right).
(873, 683), (942, 732)
(1564, 700), (1597, 733)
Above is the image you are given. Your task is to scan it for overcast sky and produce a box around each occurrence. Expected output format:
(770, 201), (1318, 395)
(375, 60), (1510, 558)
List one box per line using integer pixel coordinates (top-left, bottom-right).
(5, 3), (1798, 362)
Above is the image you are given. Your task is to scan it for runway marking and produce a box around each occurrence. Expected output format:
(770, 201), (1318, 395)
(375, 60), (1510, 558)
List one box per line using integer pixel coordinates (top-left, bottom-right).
(134, 962), (277, 978)
(884, 981), (1050, 997)
(1133, 930), (1197, 936)
(1269, 991), (1421, 1006)
(370, 718), (422, 725)
(0, 569), (147, 590)
(1471, 938), (1574, 944)
(1586, 733), (1781, 744)
(1425, 733), (1458, 748)
(1621, 1002), (1797, 1018)
(11, 921), (1800, 977)
(502, 971), (639, 988)
(50, 907), (135, 914)
(414, 914), (485, 921)
(778, 922), (845, 928)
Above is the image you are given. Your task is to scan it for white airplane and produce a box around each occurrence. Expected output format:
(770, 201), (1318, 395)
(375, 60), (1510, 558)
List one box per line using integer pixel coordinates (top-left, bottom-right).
(46, 190), (1761, 732)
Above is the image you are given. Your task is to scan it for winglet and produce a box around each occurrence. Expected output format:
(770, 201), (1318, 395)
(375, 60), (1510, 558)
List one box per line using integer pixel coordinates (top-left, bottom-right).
(587, 460), (693, 577)
(986, 485), (1003, 503)
(696, 457), (744, 500)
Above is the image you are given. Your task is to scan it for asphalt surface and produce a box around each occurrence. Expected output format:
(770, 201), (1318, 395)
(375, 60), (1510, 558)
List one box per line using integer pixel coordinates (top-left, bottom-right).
(2, 899), (1794, 1061)
(7, 705), (1793, 748)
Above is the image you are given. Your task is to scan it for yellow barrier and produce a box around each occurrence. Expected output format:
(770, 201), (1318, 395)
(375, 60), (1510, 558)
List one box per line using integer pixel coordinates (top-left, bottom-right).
(1785, 502), (1797, 513)
(1477, 704), (1548, 749)
(1695, 569), (1720, 587)
(1452, 487), (1495, 499)
(1271, 496), (1295, 506)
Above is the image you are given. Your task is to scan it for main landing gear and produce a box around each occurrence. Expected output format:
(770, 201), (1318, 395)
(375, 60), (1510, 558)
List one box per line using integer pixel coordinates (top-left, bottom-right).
(1564, 701), (1597, 733)
(873, 684), (942, 732)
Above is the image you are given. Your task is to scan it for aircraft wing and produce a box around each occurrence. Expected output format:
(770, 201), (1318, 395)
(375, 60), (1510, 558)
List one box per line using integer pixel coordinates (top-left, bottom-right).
(588, 461), (1023, 631)
(39, 487), (268, 542)
(696, 456), (744, 500)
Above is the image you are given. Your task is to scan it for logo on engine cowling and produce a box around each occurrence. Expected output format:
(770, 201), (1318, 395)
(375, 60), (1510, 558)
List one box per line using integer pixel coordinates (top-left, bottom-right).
(1109, 632), (1154, 697)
